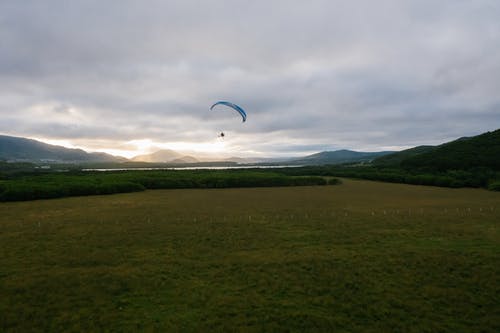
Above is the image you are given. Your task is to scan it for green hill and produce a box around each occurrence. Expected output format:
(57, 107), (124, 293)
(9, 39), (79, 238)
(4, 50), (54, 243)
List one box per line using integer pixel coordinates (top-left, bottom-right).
(0, 135), (125, 163)
(290, 149), (394, 165)
(372, 129), (500, 171)
(372, 145), (436, 167)
(401, 129), (500, 171)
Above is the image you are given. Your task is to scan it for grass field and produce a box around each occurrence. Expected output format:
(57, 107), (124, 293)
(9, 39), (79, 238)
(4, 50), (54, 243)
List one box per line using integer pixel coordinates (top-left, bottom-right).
(1, 179), (499, 332)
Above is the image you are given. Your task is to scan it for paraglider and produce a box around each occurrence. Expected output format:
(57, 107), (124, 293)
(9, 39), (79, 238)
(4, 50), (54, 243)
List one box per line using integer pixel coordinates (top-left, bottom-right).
(210, 101), (247, 122)
(210, 101), (246, 139)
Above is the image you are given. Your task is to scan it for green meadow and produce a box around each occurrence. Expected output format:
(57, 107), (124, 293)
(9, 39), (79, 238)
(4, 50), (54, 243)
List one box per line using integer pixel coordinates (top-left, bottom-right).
(1, 179), (499, 332)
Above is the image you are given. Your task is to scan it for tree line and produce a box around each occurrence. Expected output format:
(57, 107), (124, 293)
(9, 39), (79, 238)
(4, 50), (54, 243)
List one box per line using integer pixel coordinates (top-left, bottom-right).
(0, 169), (336, 202)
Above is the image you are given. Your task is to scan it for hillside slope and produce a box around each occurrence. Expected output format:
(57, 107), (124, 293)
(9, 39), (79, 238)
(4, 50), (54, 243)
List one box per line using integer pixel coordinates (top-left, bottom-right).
(0, 135), (124, 163)
(401, 129), (500, 171)
(372, 145), (437, 166)
(372, 129), (500, 171)
(290, 149), (394, 165)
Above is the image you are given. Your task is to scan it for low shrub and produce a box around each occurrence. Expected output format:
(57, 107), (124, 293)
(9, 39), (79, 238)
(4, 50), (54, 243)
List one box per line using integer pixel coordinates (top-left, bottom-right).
(488, 181), (500, 191)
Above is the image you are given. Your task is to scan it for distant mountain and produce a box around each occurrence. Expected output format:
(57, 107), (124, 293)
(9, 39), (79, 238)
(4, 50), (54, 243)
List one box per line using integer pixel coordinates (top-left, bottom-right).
(224, 156), (253, 164)
(223, 156), (292, 164)
(132, 151), (287, 164)
(399, 129), (500, 171)
(0, 135), (125, 163)
(289, 149), (394, 165)
(131, 149), (183, 163)
(372, 145), (436, 166)
(170, 156), (199, 164)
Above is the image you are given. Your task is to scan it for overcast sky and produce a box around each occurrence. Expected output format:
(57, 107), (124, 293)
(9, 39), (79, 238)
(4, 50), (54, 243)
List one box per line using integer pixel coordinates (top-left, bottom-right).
(1, 0), (499, 158)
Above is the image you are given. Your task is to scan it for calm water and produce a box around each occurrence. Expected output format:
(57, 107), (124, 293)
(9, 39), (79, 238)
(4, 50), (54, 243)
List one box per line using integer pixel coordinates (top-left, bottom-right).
(82, 165), (303, 172)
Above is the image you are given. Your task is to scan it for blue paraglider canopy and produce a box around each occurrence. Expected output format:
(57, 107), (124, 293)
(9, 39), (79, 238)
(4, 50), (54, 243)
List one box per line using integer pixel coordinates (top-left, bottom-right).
(210, 101), (247, 122)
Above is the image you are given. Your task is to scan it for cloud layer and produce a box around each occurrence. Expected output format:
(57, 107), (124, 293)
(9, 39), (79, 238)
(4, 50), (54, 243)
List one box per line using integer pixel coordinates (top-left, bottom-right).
(1, 0), (499, 157)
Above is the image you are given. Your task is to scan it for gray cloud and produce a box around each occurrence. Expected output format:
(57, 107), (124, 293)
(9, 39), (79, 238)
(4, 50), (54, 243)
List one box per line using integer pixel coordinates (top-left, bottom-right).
(1, 0), (499, 157)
